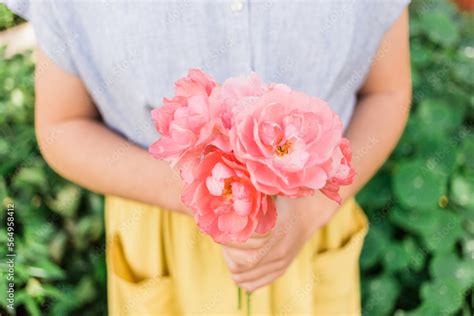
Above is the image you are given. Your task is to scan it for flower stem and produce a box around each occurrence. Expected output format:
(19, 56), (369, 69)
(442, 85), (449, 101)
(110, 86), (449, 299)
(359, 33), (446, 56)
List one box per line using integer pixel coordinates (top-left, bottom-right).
(246, 291), (251, 316)
(237, 287), (242, 310)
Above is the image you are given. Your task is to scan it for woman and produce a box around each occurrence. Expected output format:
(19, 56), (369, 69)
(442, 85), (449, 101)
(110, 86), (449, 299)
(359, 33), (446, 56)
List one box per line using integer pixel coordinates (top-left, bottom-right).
(6, 0), (411, 314)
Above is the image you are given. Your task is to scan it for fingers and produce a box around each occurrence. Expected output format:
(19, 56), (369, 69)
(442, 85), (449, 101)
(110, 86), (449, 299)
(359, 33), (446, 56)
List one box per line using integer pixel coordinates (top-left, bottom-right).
(223, 248), (260, 274)
(237, 268), (286, 292)
(223, 244), (283, 274)
(223, 243), (291, 292)
(223, 231), (273, 250)
(231, 258), (287, 285)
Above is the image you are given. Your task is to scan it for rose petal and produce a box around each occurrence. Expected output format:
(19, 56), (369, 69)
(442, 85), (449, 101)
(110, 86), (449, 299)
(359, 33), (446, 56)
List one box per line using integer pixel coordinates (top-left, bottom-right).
(206, 176), (224, 196)
(255, 196), (277, 234)
(211, 162), (234, 179)
(233, 199), (253, 216)
(218, 212), (248, 233)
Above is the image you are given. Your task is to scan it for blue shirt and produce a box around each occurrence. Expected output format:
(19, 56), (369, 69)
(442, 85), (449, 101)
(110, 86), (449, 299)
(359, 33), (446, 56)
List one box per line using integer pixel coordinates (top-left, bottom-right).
(5, 0), (409, 148)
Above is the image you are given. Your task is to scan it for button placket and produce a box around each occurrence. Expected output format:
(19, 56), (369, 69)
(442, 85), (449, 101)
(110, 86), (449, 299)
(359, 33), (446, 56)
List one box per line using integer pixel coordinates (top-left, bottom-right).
(223, 0), (252, 73)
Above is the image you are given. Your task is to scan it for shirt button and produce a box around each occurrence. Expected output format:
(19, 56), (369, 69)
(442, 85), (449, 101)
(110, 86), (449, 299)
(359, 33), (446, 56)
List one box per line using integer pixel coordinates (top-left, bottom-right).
(231, 0), (244, 12)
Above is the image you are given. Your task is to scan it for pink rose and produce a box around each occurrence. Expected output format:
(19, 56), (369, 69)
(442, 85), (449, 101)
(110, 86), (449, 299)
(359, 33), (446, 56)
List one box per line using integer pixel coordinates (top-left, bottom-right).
(207, 73), (269, 139)
(175, 68), (217, 98)
(181, 150), (277, 243)
(148, 69), (224, 167)
(230, 88), (344, 198)
(320, 138), (355, 203)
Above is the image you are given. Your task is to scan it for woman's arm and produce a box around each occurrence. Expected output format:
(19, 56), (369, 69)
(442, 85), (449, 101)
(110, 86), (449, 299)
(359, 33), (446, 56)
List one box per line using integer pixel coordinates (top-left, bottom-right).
(34, 48), (190, 215)
(223, 9), (412, 292)
(339, 8), (412, 203)
(280, 8), (412, 228)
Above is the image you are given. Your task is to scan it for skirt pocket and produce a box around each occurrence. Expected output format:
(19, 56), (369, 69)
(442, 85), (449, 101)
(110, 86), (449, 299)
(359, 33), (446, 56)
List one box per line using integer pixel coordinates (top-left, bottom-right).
(311, 203), (368, 314)
(107, 233), (177, 316)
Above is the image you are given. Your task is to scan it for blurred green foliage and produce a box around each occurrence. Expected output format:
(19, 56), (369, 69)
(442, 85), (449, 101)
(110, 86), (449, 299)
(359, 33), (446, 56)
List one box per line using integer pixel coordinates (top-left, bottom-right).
(0, 4), (24, 31)
(358, 1), (474, 315)
(0, 0), (473, 315)
(0, 47), (107, 315)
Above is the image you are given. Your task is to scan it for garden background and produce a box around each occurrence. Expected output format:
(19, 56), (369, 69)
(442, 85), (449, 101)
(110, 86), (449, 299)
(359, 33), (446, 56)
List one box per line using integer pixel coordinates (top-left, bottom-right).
(0, 0), (473, 315)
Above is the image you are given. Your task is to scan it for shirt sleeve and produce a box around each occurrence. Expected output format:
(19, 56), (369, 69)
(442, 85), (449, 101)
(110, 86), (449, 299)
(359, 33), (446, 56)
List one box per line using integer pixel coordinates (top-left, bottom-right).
(354, 0), (411, 65)
(370, 0), (411, 36)
(4, 0), (78, 75)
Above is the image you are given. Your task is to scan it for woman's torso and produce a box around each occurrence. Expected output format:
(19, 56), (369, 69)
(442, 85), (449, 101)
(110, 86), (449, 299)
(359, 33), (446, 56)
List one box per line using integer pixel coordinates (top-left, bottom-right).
(12, 0), (408, 148)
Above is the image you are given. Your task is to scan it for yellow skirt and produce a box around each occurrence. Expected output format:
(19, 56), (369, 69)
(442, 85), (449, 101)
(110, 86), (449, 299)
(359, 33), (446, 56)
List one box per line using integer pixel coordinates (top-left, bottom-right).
(105, 196), (368, 316)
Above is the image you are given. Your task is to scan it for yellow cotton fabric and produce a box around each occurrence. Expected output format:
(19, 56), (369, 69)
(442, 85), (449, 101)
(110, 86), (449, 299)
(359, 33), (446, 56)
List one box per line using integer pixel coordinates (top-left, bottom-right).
(105, 195), (368, 316)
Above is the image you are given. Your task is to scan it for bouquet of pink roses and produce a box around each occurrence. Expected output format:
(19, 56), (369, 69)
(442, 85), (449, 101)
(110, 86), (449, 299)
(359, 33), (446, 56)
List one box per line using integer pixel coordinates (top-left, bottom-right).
(149, 69), (355, 244)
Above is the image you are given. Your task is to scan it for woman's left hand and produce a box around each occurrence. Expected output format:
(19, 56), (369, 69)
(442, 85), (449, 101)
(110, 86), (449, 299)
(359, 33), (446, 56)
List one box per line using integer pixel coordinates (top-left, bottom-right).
(222, 193), (339, 292)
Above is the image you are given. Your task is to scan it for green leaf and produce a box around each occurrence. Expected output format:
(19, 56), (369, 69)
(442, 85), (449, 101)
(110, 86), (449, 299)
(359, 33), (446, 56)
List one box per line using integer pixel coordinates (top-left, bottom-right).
(382, 241), (411, 273)
(46, 185), (82, 218)
(0, 176), (7, 203)
(450, 174), (474, 209)
(0, 4), (14, 29)
(364, 275), (400, 316)
(77, 215), (103, 243)
(25, 278), (44, 298)
(21, 294), (41, 316)
(356, 171), (392, 209)
(12, 166), (48, 189)
(462, 236), (474, 262)
(410, 41), (432, 67)
(402, 301), (448, 316)
(420, 279), (464, 314)
(393, 116), (418, 157)
(403, 238), (426, 272)
(453, 55), (474, 85)
(48, 285), (78, 315)
(417, 99), (464, 135)
(390, 207), (439, 236)
(49, 231), (68, 263)
(419, 11), (459, 47)
(360, 225), (390, 270)
(75, 276), (97, 305)
(10, 88), (25, 107)
(418, 136), (458, 175)
(41, 284), (67, 300)
(457, 132), (474, 172)
(390, 206), (463, 252)
(422, 210), (463, 252)
(92, 252), (107, 287)
(0, 137), (9, 156)
(27, 260), (66, 280)
(87, 192), (104, 214)
(430, 253), (474, 291)
(392, 160), (447, 210)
